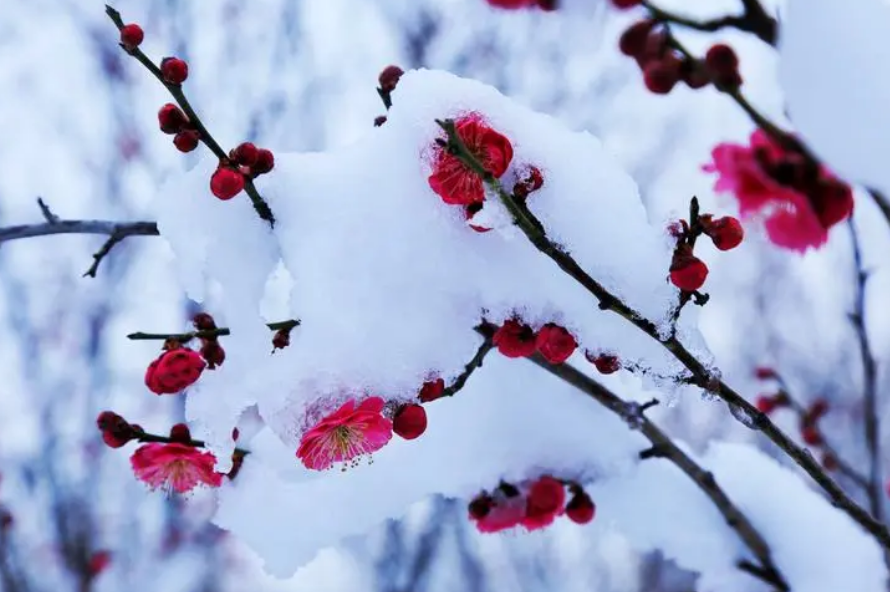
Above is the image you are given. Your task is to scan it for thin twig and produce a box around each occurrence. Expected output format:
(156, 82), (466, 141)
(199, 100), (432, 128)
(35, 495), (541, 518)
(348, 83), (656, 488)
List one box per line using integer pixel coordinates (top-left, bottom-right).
(0, 219), (159, 277)
(848, 220), (884, 523)
(36, 197), (60, 224)
(641, 0), (777, 45)
(439, 118), (890, 549)
(475, 323), (787, 591)
(127, 319), (300, 342)
(105, 5), (275, 227)
(134, 430), (249, 457)
(441, 332), (496, 398)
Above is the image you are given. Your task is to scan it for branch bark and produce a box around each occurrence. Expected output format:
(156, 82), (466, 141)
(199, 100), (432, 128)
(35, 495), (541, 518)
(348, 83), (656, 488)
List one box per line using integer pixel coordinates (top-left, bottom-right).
(642, 0), (777, 46)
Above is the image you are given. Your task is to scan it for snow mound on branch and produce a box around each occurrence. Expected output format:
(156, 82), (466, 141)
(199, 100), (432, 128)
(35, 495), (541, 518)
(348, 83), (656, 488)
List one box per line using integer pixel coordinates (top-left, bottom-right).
(779, 0), (890, 195)
(261, 68), (697, 437)
(156, 68), (719, 574)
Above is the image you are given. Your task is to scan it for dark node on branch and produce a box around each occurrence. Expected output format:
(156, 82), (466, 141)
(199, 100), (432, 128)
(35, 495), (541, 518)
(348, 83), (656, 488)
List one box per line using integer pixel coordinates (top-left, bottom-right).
(639, 445), (668, 460)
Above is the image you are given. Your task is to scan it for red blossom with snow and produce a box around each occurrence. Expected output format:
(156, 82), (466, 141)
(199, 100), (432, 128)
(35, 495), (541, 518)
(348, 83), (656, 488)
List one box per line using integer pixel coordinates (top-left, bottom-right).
(428, 113), (513, 206)
(535, 324), (577, 364)
(144, 347), (206, 395)
(469, 491), (526, 533)
(492, 319), (537, 358)
(522, 476), (566, 530)
(130, 442), (223, 494)
(296, 397), (393, 470)
(703, 129), (853, 252)
(418, 378), (446, 403)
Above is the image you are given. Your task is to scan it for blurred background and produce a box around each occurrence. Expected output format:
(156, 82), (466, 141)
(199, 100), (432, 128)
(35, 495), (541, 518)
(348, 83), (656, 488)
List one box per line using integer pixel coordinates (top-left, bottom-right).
(0, 0), (886, 590)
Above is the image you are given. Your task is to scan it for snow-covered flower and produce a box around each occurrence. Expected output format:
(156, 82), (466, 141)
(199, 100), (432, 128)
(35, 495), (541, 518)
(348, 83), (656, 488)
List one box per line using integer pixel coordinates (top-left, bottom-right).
(428, 113), (513, 206)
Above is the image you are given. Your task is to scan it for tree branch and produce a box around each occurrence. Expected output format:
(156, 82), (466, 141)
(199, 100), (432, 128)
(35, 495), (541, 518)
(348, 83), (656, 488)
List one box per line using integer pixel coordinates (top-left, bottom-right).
(642, 0), (777, 46)
(0, 218), (159, 277)
(126, 319), (300, 342)
(440, 332), (495, 398)
(475, 323), (787, 591)
(439, 118), (890, 549)
(848, 220), (884, 524)
(105, 5), (275, 227)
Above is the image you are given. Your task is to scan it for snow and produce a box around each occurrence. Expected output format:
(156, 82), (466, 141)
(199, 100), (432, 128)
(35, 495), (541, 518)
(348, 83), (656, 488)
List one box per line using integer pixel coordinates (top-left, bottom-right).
(779, 0), (890, 196)
(216, 355), (646, 575)
(595, 442), (887, 592)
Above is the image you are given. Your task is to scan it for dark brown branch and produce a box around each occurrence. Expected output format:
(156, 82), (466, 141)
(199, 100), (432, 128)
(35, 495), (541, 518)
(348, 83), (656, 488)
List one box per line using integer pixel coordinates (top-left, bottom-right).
(439, 118), (890, 549)
(134, 430), (249, 457)
(642, 0), (776, 45)
(848, 220), (884, 523)
(105, 5), (275, 227)
(127, 319), (300, 342)
(441, 332), (496, 398)
(475, 323), (787, 591)
(0, 218), (160, 277)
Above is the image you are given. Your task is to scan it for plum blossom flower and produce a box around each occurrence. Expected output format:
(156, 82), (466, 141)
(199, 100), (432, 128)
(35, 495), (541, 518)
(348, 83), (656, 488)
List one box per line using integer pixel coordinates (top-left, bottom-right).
(428, 113), (513, 206)
(130, 443), (223, 494)
(703, 129), (853, 252)
(296, 397), (393, 470)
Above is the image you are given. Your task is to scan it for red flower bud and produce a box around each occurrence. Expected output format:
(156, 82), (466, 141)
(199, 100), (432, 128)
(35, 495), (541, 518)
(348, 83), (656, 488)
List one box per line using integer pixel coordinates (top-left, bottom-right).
(535, 324), (577, 365)
(272, 327), (291, 350)
(120, 24), (144, 50)
(374, 115), (387, 127)
(669, 246), (708, 292)
(703, 216), (744, 251)
(97, 411), (136, 448)
(160, 57), (189, 84)
(619, 20), (655, 58)
(643, 54), (682, 95)
(88, 551), (111, 578)
(200, 339), (226, 369)
(492, 319), (537, 358)
(158, 103), (188, 134)
(231, 142), (259, 167)
(610, 0), (642, 8)
(585, 352), (621, 374)
(173, 129), (200, 153)
(378, 65), (404, 93)
(704, 44), (743, 88)
(192, 313), (217, 331)
(169, 423), (192, 443)
(252, 149), (275, 175)
(393, 404), (427, 440)
(418, 378), (446, 403)
(754, 367), (776, 380)
(522, 476), (566, 530)
(145, 348), (206, 394)
(565, 490), (596, 524)
(801, 424), (823, 446)
(210, 167), (245, 200)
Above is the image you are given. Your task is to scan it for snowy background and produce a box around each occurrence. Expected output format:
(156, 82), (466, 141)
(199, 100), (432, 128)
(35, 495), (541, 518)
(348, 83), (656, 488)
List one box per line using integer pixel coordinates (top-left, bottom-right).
(1, 0), (889, 590)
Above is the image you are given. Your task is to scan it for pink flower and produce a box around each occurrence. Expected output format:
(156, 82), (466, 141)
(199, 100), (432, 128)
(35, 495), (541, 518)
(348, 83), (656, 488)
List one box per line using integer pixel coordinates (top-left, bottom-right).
(469, 492), (526, 533)
(296, 397), (393, 470)
(428, 113), (513, 206)
(130, 443), (223, 494)
(703, 130), (853, 252)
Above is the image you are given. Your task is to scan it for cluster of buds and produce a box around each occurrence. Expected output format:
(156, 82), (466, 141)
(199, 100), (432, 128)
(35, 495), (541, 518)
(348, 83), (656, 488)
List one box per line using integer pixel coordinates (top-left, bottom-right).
(468, 476), (595, 533)
(211, 142), (275, 201)
(119, 21), (275, 204)
(193, 313), (226, 368)
(616, 12), (742, 95)
(668, 203), (744, 292)
(492, 318), (625, 374)
(492, 319), (577, 363)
